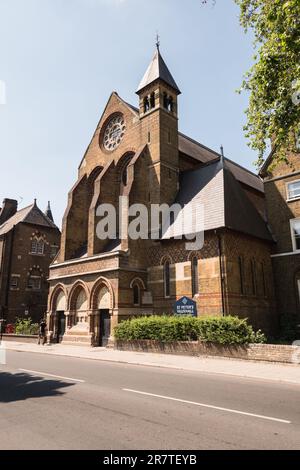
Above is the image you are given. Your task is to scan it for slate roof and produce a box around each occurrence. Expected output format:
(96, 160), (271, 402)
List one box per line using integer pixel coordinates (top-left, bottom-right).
(136, 49), (181, 94)
(178, 133), (264, 193)
(0, 203), (59, 236)
(161, 159), (273, 242)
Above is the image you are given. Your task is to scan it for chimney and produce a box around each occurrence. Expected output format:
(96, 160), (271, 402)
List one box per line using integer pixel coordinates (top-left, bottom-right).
(0, 199), (18, 225)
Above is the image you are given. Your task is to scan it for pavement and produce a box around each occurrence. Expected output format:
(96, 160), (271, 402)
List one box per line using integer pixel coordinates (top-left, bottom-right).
(1, 340), (300, 385)
(1, 349), (300, 450)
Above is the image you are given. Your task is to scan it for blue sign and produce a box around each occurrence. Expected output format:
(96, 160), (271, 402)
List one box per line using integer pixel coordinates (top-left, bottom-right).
(173, 297), (197, 317)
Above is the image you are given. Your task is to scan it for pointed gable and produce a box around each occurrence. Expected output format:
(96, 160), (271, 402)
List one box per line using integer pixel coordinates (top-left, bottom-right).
(0, 203), (59, 236)
(137, 49), (181, 95)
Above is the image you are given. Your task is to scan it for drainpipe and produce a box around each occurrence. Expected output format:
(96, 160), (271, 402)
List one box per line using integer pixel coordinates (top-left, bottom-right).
(4, 226), (15, 322)
(216, 229), (226, 316)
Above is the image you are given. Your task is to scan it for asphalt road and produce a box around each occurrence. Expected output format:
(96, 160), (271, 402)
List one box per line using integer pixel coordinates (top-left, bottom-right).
(0, 350), (300, 450)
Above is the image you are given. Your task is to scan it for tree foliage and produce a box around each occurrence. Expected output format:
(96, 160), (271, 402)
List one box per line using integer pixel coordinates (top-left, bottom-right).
(234, 0), (300, 167)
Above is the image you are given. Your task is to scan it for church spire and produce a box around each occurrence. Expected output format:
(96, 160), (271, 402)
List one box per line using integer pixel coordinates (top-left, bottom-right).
(136, 47), (181, 95)
(45, 201), (54, 222)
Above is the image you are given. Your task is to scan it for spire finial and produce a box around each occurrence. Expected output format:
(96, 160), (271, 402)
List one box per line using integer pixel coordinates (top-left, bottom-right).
(156, 32), (160, 51)
(45, 200), (54, 222)
(34, 198), (37, 206)
(220, 145), (225, 166)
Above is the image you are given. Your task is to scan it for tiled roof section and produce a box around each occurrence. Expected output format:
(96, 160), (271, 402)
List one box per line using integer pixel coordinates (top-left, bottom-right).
(124, 101), (139, 114)
(225, 159), (264, 193)
(179, 133), (220, 164)
(162, 160), (273, 242)
(179, 133), (264, 193)
(222, 165), (272, 241)
(0, 203), (59, 236)
(137, 49), (181, 94)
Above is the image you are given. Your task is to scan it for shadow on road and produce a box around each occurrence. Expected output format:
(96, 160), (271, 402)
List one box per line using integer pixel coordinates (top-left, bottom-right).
(0, 371), (74, 403)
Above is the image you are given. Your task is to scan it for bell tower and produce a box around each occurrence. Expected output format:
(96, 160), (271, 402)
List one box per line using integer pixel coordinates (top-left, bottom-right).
(136, 43), (181, 206)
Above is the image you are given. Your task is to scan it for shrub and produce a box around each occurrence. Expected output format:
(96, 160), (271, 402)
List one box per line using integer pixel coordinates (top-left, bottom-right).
(15, 318), (39, 336)
(196, 315), (266, 345)
(114, 315), (266, 345)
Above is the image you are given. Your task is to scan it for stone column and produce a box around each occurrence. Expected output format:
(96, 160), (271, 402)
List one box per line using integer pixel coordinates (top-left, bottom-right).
(64, 311), (70, 335)
(46, 312), (53, 344)
(107, 309), (118, 348)
(89, 310), (98, 346)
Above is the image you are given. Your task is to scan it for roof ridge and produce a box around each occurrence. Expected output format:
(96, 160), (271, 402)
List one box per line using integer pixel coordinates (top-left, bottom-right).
(178, 132), (220, 157)
(224, 156), (261, 179)
(0, 203), (34, 229)
(179, 131), (260, 179)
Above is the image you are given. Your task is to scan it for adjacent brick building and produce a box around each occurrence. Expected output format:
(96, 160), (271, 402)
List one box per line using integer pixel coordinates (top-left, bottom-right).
(0, 199), (60, 324)
(260, 146), (300, 332)
(47, 47), (277, 346)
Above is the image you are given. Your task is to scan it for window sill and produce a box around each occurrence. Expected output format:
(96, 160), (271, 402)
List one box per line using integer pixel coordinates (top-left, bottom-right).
(287, 197), (300, 203)
(29, 253), (45, 256)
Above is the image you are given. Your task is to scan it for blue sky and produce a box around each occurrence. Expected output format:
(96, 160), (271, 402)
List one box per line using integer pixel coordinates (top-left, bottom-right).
(0, 0), (258, 227)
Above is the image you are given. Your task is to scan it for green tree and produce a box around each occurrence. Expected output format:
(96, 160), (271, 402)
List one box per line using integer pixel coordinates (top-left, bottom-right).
(235, 0), (300, 167)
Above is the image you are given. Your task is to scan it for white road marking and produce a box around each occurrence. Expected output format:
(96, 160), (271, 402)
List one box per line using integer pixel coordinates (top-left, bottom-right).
(19, 369), (85, 383)
(123, 388), (291, 424)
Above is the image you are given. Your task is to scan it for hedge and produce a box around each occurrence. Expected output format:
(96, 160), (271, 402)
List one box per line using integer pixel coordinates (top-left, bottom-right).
(114, 315), (266, 345)
(15, 318), (39, 336)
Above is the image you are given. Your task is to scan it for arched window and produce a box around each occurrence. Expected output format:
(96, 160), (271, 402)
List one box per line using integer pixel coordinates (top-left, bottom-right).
(144, 96), (150, 113)
(238, 257), (245, 295)
(150, 92), (155, 109)
(163, 93), (174, 113)
(191, 257), (199, 297)
(27, 266), (43, 290)
(118, 152), (134, 187)
(163, 92), (168, 110)
(121, 165), (128, 186)
(133, 284), (140, 306)
(168, 96), (174, 113)
(164, 260), (171, 298)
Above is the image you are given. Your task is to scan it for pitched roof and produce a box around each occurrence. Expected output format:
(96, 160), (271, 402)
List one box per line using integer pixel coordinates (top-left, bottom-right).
(136, 49), (181, 94)
(162, 160), (272, 242)
(0, 203), (59, 236)
(178, 133), (264, 193)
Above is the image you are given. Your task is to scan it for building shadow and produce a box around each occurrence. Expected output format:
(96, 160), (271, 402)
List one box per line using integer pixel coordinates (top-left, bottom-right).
(0, 371), (74, 403)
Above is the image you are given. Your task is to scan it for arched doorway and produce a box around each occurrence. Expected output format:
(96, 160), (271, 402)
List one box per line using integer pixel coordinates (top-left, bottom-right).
(50, 288), (67, 343)
(91, 279), (114, 347)
(97, 286), (111, 347)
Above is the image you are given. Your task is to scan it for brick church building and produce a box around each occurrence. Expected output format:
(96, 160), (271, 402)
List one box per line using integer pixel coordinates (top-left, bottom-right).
(47, 46), (278, 346)
(0, 199), (60, 324)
